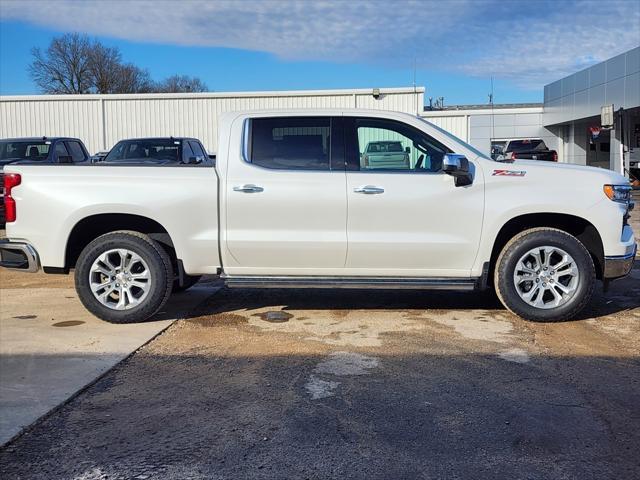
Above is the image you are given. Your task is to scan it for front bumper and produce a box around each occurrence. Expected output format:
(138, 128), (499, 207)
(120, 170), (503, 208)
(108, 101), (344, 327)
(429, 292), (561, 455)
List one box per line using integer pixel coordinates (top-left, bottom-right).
(603, 244), (637, 279)
(0, 239), (40, 272)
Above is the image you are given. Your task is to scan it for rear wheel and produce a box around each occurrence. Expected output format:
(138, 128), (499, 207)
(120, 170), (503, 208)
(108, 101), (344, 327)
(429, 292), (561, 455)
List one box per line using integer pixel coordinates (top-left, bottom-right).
(494, 228), (595, 322)
(75, 231), (173, 323)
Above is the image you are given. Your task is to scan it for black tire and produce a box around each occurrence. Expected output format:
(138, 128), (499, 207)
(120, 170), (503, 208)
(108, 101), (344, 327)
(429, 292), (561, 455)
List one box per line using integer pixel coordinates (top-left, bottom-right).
(494, 227), (595, 322)
(75, 231), (173, 323)
(172, 274), (202, 293)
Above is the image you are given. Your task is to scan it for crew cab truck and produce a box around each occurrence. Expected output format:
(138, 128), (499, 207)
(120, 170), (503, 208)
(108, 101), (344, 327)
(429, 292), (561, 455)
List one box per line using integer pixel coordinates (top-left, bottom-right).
(500, 139), (558, 162)
(0, 110), (636, 323)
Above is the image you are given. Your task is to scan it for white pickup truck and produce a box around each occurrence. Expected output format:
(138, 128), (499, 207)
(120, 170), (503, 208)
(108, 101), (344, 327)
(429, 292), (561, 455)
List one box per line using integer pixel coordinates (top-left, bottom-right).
(0, 110), (636, 323)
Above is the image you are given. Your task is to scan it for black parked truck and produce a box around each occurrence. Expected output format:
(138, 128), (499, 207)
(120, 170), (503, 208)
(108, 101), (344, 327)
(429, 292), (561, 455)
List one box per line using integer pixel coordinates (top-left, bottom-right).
(97, 137), (212, 165)
(0, 137), (91, 224)
(500, 139), (558, 162)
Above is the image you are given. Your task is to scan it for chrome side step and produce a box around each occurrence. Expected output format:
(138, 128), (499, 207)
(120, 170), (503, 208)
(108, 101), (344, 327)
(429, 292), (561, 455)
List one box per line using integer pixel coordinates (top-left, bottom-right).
(223, 275), (478, 291)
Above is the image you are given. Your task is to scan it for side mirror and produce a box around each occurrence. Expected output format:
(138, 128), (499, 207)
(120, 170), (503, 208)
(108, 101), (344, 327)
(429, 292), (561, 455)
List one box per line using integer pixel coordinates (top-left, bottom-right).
(58, 155), (73, 164)
(187, 156), (203, 165)
(443, 153), (473, 187)
(405, 146), (411, 154)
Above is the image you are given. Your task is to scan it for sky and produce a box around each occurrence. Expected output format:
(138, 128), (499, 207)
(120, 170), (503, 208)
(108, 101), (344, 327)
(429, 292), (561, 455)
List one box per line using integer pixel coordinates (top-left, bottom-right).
(0, 0), (638, 105)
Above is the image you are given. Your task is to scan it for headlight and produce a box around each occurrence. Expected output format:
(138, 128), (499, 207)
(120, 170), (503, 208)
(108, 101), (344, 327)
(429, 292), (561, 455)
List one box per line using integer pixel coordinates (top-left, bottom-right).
(603, 184), (632, 203)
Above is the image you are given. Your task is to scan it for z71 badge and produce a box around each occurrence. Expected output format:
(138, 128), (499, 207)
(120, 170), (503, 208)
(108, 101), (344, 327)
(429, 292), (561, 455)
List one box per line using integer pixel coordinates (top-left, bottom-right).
(492, 169), (526, 177)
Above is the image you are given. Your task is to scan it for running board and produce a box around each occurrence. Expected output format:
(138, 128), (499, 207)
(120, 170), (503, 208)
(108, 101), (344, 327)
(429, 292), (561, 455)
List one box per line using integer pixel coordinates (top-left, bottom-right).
(223, 275), (479, 291)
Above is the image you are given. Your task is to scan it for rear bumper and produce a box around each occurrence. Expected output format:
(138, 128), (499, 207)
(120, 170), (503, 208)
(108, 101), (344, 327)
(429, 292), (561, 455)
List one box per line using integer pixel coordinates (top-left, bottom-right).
(0, 239), (40, 272)
(603, 244), (637, 279)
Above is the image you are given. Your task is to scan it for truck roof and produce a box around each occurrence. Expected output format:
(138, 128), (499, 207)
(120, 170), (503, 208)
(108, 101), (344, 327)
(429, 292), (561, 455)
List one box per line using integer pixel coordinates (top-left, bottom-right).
(117, 137), (201, 142)
(1, 137), (81, 142)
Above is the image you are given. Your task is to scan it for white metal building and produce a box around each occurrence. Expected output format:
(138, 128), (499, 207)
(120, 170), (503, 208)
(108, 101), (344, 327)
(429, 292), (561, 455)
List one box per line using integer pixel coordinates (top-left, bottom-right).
(420, 103), (557, 158)
(0, 87), (424, 154)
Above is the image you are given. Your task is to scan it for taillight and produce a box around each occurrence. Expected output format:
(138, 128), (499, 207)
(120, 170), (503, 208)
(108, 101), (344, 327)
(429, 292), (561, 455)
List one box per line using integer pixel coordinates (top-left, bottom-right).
(3, 173), (21, 222)
(552, 151), (558, 162)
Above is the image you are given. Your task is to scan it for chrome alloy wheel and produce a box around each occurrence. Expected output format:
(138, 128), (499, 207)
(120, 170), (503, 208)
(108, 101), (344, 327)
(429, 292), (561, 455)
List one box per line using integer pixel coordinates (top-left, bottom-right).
(513, 246), (580, 309)
(89, 249), (151, 310)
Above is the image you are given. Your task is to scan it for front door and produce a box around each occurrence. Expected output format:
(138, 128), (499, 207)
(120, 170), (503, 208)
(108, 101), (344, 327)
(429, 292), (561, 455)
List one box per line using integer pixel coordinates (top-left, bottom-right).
(224, 115), (347, 276)
(344, 117), (484, 277)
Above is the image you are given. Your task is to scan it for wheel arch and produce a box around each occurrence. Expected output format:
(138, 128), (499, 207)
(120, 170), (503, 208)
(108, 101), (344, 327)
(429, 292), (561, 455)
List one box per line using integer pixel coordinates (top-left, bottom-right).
(489, 213), (605, 282)
(65, 213), (177, 270)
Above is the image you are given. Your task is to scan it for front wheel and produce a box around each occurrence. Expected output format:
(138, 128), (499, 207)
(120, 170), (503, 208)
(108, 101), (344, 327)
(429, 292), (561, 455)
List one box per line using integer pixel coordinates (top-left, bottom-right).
(494, 228), (595, 322)
(75, 231), (173, 323)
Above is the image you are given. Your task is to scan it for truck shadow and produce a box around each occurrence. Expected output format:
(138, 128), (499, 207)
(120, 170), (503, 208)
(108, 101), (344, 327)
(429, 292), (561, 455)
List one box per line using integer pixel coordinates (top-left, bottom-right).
(169, 260), (640, 324)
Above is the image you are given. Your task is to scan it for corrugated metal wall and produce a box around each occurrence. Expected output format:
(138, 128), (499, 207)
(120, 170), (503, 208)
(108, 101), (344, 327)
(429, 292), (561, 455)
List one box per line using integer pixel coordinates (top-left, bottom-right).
(0, 88), (424, 154)
(420, 114), (468, 141)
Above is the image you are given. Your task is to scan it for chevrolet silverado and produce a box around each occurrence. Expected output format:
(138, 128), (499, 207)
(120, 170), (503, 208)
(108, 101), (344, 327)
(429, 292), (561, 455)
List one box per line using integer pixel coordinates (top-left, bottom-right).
(0, 110), (636, 323)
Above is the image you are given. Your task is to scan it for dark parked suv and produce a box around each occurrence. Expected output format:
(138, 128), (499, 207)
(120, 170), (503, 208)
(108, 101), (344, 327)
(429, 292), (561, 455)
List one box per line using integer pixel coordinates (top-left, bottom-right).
(1, 137), (91, 224)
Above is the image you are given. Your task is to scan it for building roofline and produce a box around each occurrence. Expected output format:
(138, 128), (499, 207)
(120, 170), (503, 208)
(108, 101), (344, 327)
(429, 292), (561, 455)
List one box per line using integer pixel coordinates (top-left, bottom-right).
(0, 86), (424, 102)
(425, 102), (542, 111)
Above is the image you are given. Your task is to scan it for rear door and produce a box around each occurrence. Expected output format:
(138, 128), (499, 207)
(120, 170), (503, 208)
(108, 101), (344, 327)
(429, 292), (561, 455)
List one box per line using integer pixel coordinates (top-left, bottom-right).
(343, 116), (484, 277)
(224, 116), (347, 275)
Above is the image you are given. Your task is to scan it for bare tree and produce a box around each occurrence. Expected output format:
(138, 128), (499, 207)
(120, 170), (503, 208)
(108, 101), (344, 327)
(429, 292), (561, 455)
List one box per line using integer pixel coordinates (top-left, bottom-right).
(30, 34), (208, 94)
(155, 75), (208, 93)
(114, 64), (155, 94)
(87, 43), (122, 94)
(29, 33), (93, 94)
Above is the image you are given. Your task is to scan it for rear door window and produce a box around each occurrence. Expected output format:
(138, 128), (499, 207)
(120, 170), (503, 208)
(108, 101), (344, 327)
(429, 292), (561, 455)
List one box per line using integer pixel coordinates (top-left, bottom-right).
(182, 141), (194, 162)
(55, 142), (69, 160)
(246, 117), (331, 170)
(66, 141), (87, 162)
(189, 141), (205, 157)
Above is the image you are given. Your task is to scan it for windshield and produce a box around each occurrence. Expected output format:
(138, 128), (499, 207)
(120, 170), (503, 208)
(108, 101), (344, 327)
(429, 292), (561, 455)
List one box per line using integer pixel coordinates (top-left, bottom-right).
(0, 141), (50, 161)
(104, 139), (181, 163)
(367, 142), (403, 153)
(417, 117), (491, 160)
(507, 139), (545, 152)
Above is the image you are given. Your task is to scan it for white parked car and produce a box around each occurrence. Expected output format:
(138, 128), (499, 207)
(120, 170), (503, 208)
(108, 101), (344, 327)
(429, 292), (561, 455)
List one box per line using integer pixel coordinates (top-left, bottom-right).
(0, 110), (636, 323)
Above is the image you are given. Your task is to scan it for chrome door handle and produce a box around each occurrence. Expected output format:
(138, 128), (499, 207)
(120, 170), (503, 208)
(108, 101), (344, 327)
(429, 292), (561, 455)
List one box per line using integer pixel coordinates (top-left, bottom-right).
(354, 185), (384, 194)
(233, 184), (264, 193)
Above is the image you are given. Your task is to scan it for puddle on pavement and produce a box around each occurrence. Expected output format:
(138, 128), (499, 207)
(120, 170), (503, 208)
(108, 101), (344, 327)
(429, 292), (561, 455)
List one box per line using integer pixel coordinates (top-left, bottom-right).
(498, 348), (531, 364)
(189, 312), (246, 327)
(13, 315), (37, 319)
(52, 320), (86, 327)
(253, 311), (293, 323)
(305, 351), (381, 400)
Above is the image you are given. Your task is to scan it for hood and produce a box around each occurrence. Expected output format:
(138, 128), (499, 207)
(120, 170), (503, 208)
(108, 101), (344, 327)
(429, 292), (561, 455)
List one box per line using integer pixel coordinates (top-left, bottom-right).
(504, 159), (628, 185)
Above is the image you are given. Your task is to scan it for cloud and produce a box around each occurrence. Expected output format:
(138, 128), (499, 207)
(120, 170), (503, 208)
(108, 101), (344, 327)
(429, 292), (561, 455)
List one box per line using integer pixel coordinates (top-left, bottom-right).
(1, 0), (638, 89)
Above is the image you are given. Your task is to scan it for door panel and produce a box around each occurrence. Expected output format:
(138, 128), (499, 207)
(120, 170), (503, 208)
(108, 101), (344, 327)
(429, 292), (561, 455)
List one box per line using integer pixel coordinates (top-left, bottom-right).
(344, 117), (484, 277)
(345, 171), (484, 276)
(224, 116), (347, 275)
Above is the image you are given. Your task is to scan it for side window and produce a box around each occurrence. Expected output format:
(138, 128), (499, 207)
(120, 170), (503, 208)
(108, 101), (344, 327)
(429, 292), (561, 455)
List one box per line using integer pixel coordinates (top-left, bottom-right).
(182, 141), (194, 162)
(188, 141), (205, 158)
(349, 118), (451, 172)
(55, 142), (69, 159)
(66, 141), (87, 162)
(247, 117), (330, 170)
